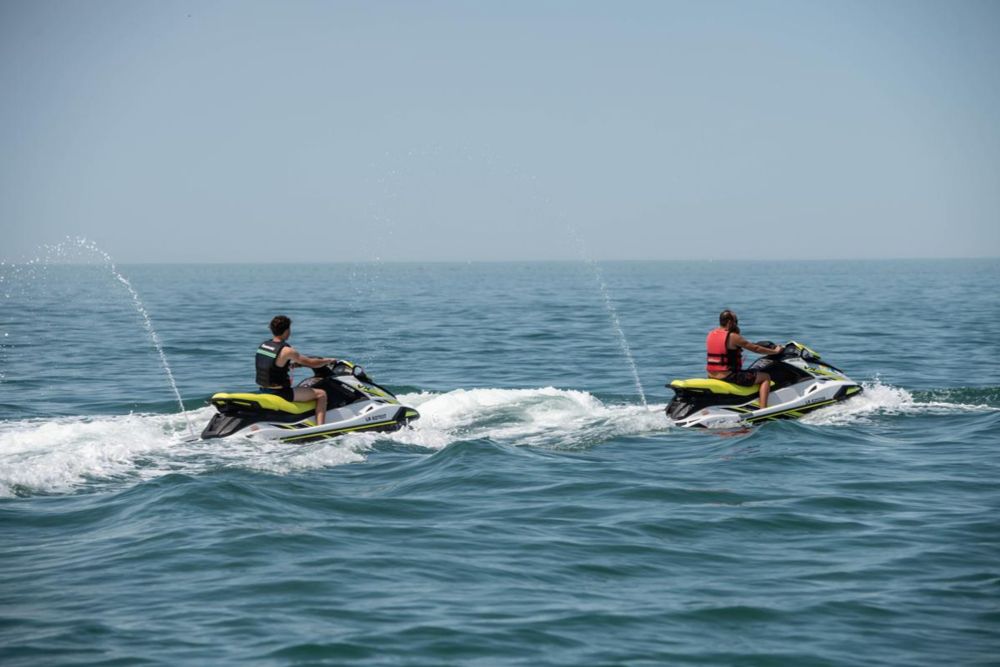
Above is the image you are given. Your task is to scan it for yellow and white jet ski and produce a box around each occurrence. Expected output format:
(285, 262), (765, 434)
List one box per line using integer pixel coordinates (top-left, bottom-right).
(200, 360), (419, 443)
(665, 341), (862, 428)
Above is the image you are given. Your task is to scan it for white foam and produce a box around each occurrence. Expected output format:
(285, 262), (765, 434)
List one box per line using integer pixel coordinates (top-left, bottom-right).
(0, 388), (665, 496)
(6, 380), (995, 496)
(0, 410), (199, 497)
(0, 406), (370, 497)
(205, 436), (368, 475)
(801, 379), (999, 426)
(372, 386), (666, 450)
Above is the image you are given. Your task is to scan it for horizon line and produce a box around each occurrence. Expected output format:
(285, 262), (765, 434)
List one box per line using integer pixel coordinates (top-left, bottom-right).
(4, 256), (998, 267)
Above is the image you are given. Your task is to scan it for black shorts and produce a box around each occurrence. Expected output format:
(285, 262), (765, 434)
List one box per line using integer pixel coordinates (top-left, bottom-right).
(260, 386), (295, 402)
(723, 370), (759, 387)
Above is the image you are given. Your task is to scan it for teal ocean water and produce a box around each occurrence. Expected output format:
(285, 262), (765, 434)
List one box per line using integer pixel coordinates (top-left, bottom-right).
(1, 258), (998, 665)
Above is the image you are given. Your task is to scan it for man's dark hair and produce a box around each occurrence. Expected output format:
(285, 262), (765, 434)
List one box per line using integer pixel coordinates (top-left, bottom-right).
(719, 310), (738, 329)
(270, 315), (291, 336)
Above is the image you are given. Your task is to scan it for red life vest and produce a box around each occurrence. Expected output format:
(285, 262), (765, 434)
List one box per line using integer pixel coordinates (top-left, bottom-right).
(706, 328), (742, 374)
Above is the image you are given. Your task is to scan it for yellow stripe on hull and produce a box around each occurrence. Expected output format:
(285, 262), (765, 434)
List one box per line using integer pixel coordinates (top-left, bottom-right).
(279, 419), (403, 443)
(211, 392), (316, 415)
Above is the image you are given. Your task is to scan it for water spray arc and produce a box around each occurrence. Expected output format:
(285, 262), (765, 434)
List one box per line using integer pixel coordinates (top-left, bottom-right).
(589, 261), (649, 408)
(567, 227), (648, 408)
(72, 238), (195, 437)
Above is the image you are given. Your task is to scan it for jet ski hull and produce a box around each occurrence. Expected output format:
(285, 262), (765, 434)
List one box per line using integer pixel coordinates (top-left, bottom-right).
(201, 403), (419, 443)
(668, 379), (861, 428)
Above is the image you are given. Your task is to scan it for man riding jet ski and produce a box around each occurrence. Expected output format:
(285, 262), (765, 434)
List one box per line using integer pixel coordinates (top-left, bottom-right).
(201, 359), (420, 442)
(254, 315), (336, 425)
(665, 341), (862, 428)
(200, 315), (418, 442)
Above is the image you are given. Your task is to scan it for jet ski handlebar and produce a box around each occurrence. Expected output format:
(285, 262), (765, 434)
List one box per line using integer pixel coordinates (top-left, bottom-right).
(755, 341), (787, 358)
(292, 358), (374, 383)
(316, 360), (372, 382)
(759, 341), (825, 363)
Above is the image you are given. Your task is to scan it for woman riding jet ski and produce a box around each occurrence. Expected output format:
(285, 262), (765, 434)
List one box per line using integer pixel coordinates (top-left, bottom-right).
(665, 341), (862, 428)
(201, 359), (420, 442)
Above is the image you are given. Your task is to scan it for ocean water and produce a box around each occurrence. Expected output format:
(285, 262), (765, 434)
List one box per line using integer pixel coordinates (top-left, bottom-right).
(1, 259), (998, 666)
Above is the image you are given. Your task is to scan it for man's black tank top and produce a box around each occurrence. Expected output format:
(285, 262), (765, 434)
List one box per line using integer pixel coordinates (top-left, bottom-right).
(256, 339), (290, 388)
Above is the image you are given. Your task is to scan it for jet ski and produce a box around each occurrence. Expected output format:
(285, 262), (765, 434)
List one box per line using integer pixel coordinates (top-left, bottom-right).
(200, 360), (419, 442)
(665, 341), (862, 428)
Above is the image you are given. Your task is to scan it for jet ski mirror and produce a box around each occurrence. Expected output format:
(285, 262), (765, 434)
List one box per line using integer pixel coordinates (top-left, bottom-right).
(352, 365), (366, 378)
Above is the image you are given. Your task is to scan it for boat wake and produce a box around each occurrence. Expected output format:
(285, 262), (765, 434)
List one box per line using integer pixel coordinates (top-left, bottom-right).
(380, 387), (664, 449)
(801, 380), (999, 426)
(1, 383), (995, 497)
(0, 388), (663, 497)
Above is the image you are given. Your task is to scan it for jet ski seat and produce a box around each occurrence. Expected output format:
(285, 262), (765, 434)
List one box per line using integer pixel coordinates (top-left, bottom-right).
(210, 392), (316, 415)
(669, 379), (773, 397)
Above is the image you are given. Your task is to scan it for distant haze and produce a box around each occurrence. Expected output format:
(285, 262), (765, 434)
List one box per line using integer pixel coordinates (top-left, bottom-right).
(2, 1), (998, 263)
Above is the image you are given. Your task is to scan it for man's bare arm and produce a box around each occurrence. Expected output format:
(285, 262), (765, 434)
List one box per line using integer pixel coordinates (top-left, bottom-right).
(283, 347), (336, 368)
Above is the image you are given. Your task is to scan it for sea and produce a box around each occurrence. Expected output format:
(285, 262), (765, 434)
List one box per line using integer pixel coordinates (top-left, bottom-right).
(1, 257), (998, 666)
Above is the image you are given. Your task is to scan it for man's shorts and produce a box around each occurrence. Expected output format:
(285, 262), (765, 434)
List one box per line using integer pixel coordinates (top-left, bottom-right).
(260, 386), (296, 402)
(723, 370), (759, 387)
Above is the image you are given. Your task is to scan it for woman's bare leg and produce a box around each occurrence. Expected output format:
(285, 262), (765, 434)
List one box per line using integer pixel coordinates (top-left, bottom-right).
(756, 372), (771, 409)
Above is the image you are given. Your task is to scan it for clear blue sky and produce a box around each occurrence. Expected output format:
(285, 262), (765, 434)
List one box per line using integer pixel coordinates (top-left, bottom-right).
(2, 0), (998, 262)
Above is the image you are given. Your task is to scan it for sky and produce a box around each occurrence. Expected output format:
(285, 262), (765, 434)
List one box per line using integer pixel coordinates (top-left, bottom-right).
(1, 0), (998, 263)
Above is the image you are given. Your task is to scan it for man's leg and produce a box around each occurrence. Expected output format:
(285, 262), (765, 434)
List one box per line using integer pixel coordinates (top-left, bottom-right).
(312, 389), (327, 425)
(293, 387), (328, 425)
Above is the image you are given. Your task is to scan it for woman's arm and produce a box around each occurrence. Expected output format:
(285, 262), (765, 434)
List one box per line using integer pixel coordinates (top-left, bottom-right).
(732, 333), (782, 356)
